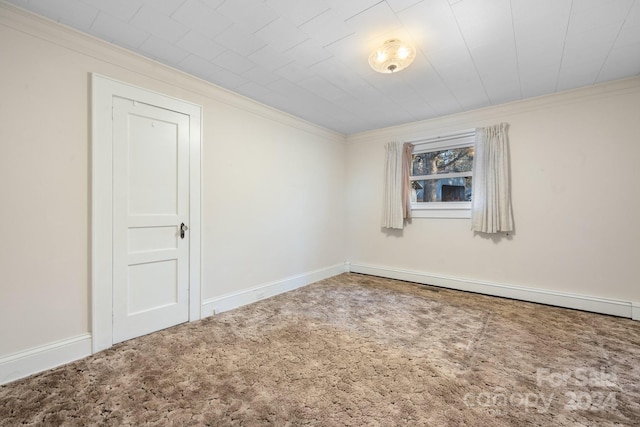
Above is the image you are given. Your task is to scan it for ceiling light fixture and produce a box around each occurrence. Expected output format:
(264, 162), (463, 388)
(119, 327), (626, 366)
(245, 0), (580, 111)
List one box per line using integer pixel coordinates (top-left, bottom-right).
(368, 39), (416, 74)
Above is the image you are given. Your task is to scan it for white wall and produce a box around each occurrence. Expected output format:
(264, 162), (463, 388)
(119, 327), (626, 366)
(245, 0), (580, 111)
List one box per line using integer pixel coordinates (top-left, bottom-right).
(0, 4), (345, 358)
(202, 110), (345, 299)
(346, 77), (640, 304)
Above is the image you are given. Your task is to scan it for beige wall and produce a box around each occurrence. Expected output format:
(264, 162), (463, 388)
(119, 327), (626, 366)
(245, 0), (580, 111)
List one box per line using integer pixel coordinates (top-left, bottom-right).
(346, 77), (640, 303)
(201, 107), (346, 299)
(0, 5), (345, 356)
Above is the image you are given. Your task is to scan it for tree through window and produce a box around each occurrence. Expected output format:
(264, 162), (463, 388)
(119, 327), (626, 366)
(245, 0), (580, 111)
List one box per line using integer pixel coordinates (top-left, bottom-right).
(408, 131), (475, 218)
(411, 146), (474, 203)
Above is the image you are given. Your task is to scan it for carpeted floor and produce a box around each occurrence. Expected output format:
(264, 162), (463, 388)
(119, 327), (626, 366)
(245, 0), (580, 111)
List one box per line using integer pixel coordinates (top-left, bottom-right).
(1, 273), (639, 426)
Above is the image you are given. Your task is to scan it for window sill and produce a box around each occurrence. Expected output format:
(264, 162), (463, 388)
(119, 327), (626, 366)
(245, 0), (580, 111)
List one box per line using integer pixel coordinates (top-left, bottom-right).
(411, 202), (471, 219)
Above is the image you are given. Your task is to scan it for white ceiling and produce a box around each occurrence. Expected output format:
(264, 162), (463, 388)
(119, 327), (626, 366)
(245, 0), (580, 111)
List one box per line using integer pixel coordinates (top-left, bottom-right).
(6, 0), (640, 134)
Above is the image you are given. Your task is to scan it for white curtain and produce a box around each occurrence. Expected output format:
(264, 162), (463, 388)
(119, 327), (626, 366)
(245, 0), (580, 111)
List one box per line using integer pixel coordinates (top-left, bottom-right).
(402, 142), (414, 220)
(381, 141), (404, 229)
(471, 123), (513, 233)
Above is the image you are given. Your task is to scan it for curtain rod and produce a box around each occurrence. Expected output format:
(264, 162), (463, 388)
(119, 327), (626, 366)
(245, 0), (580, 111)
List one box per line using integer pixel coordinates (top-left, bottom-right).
(406, 129), (476, 145)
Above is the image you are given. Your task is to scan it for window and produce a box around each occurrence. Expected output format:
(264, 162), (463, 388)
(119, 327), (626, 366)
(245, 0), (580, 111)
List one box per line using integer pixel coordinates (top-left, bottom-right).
(410, 131), (475, 218)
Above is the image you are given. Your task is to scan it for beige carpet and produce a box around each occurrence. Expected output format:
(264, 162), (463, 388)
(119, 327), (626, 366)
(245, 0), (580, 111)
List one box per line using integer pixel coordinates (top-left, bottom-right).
(1, 273), (639, 426)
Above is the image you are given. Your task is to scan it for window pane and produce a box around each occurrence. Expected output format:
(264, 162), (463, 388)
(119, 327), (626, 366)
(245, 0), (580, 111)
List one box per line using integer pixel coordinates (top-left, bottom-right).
(412, 147), (474, 176)
(412, 177), (472, 202)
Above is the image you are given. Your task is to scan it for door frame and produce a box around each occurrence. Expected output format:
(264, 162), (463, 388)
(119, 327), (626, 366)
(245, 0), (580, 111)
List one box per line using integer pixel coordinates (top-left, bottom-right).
(91, 74), (202, 353)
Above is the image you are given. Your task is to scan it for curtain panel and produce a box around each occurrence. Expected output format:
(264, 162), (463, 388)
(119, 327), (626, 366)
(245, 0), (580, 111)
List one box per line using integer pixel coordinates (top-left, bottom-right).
(381, 141), (413, 229)
(381, 142), (403, 229)
(471, 123), (514, 233)
(402, 142), (414, 220)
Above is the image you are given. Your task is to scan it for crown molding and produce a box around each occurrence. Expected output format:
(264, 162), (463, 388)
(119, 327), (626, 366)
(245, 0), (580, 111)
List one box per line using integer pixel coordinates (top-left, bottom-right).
(0, 1), (344, 142)
(346, 76), (640, 145)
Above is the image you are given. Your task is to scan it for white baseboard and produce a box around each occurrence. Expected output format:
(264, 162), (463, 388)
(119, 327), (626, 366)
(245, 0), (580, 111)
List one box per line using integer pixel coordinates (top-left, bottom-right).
(201, 263), (348, 317)
(349, 263), (634, 319)
(2, 263), (631, 386)
(0, 264), (347, 386)
(0, 334), (92, 385)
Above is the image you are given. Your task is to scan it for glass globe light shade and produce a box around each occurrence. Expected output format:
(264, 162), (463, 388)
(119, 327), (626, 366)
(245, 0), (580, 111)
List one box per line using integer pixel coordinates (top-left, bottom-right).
(368, 39), (416, 73)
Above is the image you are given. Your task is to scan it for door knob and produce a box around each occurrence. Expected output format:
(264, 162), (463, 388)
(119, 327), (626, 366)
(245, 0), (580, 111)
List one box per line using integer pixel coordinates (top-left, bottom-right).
(180, 222), (188, 239)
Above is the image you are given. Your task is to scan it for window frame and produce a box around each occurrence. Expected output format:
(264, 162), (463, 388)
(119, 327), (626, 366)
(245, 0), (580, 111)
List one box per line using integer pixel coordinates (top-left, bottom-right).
(410, 130), (475, 219)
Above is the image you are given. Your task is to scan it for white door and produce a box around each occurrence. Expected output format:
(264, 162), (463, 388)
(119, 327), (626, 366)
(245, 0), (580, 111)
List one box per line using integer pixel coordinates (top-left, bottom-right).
(112, 97), (190, 343)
